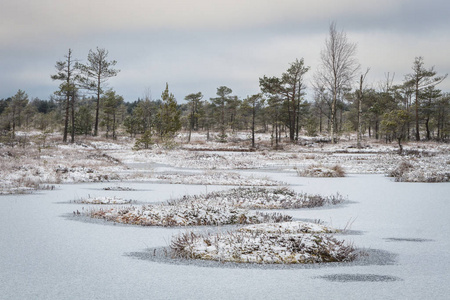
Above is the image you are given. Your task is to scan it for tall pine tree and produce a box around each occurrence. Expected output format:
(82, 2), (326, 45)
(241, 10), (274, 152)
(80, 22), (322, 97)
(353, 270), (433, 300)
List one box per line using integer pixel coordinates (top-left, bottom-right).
(157, 83), (181, 139)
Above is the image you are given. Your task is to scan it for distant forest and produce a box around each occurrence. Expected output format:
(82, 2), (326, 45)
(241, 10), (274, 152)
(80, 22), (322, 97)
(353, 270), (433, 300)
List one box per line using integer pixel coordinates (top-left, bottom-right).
(1, 24), (448, 148)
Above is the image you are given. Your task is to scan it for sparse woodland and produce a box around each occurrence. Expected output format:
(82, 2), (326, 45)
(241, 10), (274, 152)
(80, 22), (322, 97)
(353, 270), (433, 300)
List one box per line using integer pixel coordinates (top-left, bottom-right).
(0, 24), (448, 149)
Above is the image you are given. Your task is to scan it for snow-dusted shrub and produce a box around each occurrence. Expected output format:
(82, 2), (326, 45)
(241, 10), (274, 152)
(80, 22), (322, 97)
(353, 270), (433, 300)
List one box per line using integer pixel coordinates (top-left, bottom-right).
(170, 222), (356, 264)
(297, 164), (346, 177)
(388, 161), (450, 182)
(388, 161), (414, 179)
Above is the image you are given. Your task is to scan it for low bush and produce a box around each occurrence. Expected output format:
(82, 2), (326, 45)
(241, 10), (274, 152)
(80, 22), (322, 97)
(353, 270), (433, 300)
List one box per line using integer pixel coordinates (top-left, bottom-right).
(388, 161), (450, 182)
(297, 164), (346, 177)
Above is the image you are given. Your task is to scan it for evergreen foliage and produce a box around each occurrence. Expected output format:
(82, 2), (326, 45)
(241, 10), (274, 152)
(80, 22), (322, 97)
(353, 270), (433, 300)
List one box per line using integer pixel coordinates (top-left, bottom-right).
(156, 83), (181, 139)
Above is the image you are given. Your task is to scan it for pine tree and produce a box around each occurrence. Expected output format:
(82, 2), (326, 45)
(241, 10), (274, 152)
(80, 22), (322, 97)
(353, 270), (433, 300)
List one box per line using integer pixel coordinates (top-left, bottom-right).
(7, 90), (29, 139)
(51, 49), (77, 143)
(211, 86), (233, 142)
(77, 47), (119, 136)
(157, 83), (181, 139)
(260, 58), (309, 142)
(404, 56), (447, 141)
(185, 92), (203, 142)
(101, 90), (123, 139)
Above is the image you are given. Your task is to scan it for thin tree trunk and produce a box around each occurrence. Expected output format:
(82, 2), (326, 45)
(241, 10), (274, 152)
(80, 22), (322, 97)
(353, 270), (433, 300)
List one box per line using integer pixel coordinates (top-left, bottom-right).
(330, 92), (336, 143)
(113, 112), (116, 139)
(94, 87), (100, 136)
(415, 82), (420, 141)
(188, 111), (193, 143)
(251, 100), (256, 148)
(70, 92), (75, 143)
(63, 94), (70, 143)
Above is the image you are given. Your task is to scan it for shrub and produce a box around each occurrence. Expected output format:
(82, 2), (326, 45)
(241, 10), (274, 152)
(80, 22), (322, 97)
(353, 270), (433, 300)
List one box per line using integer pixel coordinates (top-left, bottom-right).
(133, 130), (153, 150)
(297, 164), (346, 177)
(388, 161), (413, 179)
(388, 161), (450, 182)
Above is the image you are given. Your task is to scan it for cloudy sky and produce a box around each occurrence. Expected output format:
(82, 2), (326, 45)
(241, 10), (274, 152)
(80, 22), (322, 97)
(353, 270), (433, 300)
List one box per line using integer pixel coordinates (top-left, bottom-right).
(1, 0), (449, 102)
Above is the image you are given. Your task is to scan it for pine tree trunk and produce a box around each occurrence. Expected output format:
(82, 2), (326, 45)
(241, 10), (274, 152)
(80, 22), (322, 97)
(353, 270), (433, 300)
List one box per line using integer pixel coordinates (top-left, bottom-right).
(251, 101), (255, 148)
(70, 93), (75, 143)
(415, 82), (420, 141)
(63, 94), (69, 143)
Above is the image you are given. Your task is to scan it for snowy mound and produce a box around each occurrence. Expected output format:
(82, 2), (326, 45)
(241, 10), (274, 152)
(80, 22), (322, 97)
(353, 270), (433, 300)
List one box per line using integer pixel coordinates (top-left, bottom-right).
(192, 187), (346, 209)
(87, 187), (344, 226)
(170, 221), (355, 264)
(89, 202), (291, 227)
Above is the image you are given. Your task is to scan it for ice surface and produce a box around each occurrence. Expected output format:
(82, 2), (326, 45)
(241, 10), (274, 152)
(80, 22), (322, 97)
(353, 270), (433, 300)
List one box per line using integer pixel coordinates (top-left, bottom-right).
(1, 174), (450, 299)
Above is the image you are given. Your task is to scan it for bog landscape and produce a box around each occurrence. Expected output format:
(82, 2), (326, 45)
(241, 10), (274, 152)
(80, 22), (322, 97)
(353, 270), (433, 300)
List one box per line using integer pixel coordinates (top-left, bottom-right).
(1, 19), (450, 300)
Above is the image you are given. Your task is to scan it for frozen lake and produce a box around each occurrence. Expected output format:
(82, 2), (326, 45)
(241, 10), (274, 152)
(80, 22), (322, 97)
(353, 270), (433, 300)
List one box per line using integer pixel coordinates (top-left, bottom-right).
(1, 173), (449, 299)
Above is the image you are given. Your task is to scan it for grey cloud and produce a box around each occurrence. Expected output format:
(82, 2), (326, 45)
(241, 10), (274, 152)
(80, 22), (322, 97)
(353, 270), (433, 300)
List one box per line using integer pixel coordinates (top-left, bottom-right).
(1, 0), (449, 100)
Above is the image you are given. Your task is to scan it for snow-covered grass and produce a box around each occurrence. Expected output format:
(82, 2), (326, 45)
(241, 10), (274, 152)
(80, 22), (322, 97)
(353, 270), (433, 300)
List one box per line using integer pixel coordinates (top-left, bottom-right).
(112, 142), (449, 175)
(73, 196), (135, 205)
(183, 187), (347, 209)
(169, 221), (355, 264)
(86, 187), (343, 226)
(157, 172), (283, 186)
(388, 160), (450, 182)
(88, 202), (291, 227)
(0, 143), (126, 194)
(296, 164), (346, 177)
(1, 131), (449, 194)
(238, 221), (338, 234)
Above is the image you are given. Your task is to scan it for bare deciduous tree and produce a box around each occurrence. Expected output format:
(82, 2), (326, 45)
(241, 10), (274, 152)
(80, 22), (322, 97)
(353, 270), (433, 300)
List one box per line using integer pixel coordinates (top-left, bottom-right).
(315, 22), (359, 143)
(356, 68), (370, 148)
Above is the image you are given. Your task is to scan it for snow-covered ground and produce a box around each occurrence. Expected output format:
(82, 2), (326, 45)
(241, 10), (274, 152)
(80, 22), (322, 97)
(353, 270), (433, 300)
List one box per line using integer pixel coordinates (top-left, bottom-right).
(1, 173), (450, 299)
(1, 134), (449, 194)
(1, 133), (450, 298)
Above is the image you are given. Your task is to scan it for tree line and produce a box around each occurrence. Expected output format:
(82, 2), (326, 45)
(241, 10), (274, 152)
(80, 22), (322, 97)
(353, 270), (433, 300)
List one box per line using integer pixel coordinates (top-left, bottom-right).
(1, 23), (448, 149)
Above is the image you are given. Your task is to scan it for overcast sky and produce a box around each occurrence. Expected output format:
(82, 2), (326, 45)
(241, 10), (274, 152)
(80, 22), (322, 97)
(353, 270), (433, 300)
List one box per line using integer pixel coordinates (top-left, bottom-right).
(1, 0), (449, 102)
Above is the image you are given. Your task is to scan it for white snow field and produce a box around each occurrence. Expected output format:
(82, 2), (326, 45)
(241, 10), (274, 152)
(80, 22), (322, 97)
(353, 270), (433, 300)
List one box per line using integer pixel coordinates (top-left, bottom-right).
(1, 172), (450, 299)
